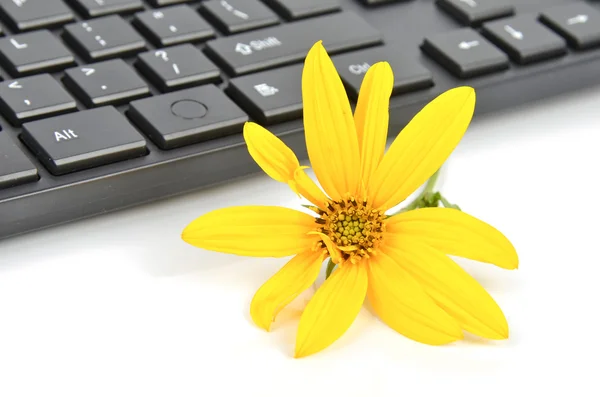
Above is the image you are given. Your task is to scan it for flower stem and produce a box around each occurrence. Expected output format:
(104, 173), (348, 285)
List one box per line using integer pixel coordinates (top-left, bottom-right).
(397, 169), (441, 213)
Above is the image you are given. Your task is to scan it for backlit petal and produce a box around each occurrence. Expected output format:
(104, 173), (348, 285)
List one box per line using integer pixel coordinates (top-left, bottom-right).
(386, 207), (518, 269)
(295, 261), (368, 358)
(367, 251), (463, 345)
(370, 87), (476, 210)
(302, 41), (360, 200)
(385, 236), (510, 340)
(182, 206), (317, 257)
(353, 62), (393, 191)
(243, 122), (299, 183)
(251, 249), (326, 331)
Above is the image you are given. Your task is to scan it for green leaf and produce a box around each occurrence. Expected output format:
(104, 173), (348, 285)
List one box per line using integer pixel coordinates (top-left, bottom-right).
(325, 259), (337, 279)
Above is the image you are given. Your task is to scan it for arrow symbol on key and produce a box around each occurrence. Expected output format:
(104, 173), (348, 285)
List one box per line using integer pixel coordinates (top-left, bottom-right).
(504, 25), (524, 40)
(458, 40), (479, 50)
(567, 14), (588, 25)
(8, 81), (22, 89)
(81, 67), (95, 76)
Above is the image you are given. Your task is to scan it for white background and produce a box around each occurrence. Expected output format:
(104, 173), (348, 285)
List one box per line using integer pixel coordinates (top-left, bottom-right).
(1, 85), (599, 396)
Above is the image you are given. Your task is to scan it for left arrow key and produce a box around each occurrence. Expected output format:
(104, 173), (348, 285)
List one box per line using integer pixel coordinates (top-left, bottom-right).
(0, 74), (77, 126)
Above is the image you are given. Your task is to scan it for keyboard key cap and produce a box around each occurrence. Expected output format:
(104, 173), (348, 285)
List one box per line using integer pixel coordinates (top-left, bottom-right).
(482, 16), (567, 65)
(0, 74), (76, 126)
(147, 0), (193, 5)
(227, 64), (302, 125)
(63, 16), (146, 61)
(0, 132), (38, 190)
(205, 12), (382, 76)
(133, 5), (215, 47)
(436, 0), (514, 26)
(421, 28), (509, 78)
(63, 59), (150, 107)
(0, 0), (74, 31)
(263, 0), (340, 21)
(0, 30), (75, 76)
(128, 85), (248, 150)
(333, 47), (433, 99)
(136, 44), (220, 92)
(359, 0), (405, 4)
(200, 0), (279, 35)
(69, 0), (143, 18)
(541, 3), (600, 50)
(21, 107), (147, 176)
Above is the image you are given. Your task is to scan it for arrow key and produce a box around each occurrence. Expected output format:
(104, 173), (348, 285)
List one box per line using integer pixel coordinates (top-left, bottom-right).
(436, 0), (514, 26)
(482, 16), (567, 64)
(541, 3), (600, 50)
(0, 74), (76, 126)
(421, 28), (508, 78)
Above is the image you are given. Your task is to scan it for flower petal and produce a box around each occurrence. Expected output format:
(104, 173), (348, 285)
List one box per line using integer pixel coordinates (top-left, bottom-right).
(353, 62), (393, 192)
(369, 87), (476, 210)
(302, 41), (360, 201)
(243, 122), (328, 207)
(292, 167), (329, 208)
(385, 236), (510, 340)
(182, 206), (317, 257)
(386, 207), (518, 270)
(251, 249), (326, 331)
(367, 250), (463, 345)
(243, 121), (299, 183)
(295, 261), (368, 358)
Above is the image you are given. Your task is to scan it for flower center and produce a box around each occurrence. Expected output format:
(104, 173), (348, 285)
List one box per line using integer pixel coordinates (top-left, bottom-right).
(314, 197), (385, 262)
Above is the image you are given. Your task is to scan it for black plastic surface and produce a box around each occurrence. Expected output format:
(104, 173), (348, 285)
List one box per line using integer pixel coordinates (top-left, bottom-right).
(1, 0), (600, 240)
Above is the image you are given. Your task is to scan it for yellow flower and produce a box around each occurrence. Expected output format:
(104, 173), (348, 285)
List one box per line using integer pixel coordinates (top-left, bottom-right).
(182, 41), (518, 358)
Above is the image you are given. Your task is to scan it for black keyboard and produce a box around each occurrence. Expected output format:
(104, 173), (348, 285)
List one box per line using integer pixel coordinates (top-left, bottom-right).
(1, 0), (599, 240)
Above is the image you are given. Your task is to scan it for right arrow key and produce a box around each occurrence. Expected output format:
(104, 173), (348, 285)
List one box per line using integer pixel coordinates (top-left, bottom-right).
(482, 15), (567, 65)
(540, 3), (600, 50)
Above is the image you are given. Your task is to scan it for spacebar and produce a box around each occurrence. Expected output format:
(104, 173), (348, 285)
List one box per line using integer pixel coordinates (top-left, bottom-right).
(205, 11), (383, 76)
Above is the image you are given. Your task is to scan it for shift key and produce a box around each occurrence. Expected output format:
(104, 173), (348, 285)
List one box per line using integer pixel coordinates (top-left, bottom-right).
(21, 107), (147, 175)
(205, 12), (382, 76)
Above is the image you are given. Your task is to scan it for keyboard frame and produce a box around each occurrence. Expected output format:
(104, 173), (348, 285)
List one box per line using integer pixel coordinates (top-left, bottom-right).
(1, 0), (599, 240)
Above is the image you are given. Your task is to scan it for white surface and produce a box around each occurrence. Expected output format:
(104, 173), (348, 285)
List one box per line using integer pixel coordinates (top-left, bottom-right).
(1, 86), (600, 397)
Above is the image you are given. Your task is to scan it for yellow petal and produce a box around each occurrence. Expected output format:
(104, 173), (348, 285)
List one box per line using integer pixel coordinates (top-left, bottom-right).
(302, 41), (360, 201)
(353, 62), (393, 191)
(367, 251), (463, 345)
(369, 87), (476, 210)
(251, 249), (326, 331)
(293, 167), (330, 208)
(386, 207), (518, 269)
(295, 261), (368, 358)
(182, 206), (317, 257)
(385, 236), (510, 340)
(243, 122), (299, 183)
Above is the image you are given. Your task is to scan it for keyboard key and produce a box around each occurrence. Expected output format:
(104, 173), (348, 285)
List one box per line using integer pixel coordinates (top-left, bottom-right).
(482, 16), (567, 65)
(359, 0), (404, 4)
(333, 47), (433, 99)
(69, 0), (143, 18)
(0, 30), (75, 76)
(436, 0), (514, 26)
(205, 12), (382, 76)
(147, 0), (193, 5)
(136, 44), (220, 92)
(0, 0), (74, 31)
(263, 0), (340, 20)
(63, 16), (146, 61)
(0, 74), (76, 126)
(200, 0), (279, 35)
(63, 59), (150, 107)
(128, 86), (248, 150)
(541, 3), (600, 50)
(21, 107), (147, 176)
(0, 132), (38, 190)
(133, 5), (215, 47)
(227, 64), (302, 125)
(421, 28), (509, 78)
